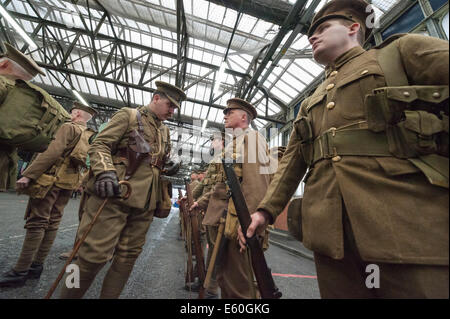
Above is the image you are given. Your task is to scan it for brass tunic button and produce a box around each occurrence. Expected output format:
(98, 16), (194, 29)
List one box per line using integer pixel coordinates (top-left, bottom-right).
(361, 70), (369, 75)
(327, 102), (336, 110)
(330, 71), (338, 77)
(332, 156), (342, 162)
(326, 83), (335, 91)
(403, 91), (411, 97)
(433, 92), (441, 99)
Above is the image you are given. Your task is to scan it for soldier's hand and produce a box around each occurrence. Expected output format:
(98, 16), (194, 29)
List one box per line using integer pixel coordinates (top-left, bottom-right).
(16, 176), (31, 190)
(189, 201), (199, 211)
(238, 210), (271, 253)
(95, 171), (121, 198)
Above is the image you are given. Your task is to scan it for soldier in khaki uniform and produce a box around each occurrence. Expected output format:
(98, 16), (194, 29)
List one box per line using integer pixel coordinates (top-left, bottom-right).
(191, 98), (272, 298)
(0, 102), (97, 287)
(0, 43), (45, 192)
(182, 169), (206, 292)
(193, 133), (225, 298)
(242, 0), (449, 298)
(59, 81), (186, 299)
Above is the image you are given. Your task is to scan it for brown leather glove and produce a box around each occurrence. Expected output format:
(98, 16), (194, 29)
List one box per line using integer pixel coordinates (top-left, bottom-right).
(95, 171), (121, 198)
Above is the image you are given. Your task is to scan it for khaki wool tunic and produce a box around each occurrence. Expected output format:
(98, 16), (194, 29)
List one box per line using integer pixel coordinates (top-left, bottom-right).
(258, 34), (449, 265)
(86, 105), (171, 212)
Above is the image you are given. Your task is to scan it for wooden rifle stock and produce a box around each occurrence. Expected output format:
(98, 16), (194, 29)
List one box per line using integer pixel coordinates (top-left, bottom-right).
(185, 181), (207, 299)
(221, 159), (282, 299)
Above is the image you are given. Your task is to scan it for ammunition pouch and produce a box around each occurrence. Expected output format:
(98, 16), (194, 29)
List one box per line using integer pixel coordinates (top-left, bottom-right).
(54, 157), (84, 190)
(366, 85), (449, 158)
(224, 200), (239, 240)
(19, 173), (56, 199)
(154, 179), (172, 218)
(365, 85), (449, 188)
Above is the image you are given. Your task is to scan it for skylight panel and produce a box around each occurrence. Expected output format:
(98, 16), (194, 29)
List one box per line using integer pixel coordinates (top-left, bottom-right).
(193, 0), (209, 20)
(222, 9), (238, 28)
(192, 103), (202, 119)
(215, 110), (224, 123)
(276, 80), (299, 99)
(238, 14), (257, 34)
(86, 78), (98, 96)
(208, 107), (218, 121)
(252, 20), (274, 38)
(291, 35), (311, 50)
(270, 87), (293, 104)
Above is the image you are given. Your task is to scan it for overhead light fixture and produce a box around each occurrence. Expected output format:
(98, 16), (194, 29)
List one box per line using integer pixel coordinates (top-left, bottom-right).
(0, 5), (38, 50)
(72, 90), (89, 106)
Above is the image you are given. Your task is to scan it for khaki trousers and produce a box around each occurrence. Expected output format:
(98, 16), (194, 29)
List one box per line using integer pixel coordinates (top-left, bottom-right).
(59, 193), (154, 298)
(14, 186), (72, 271)
(76, 193), (154, 264)
(205, 225), (219, 294)
(216, 238), (258, 299)
(25, 186), (72, 230)
(314, 206), (449, 299)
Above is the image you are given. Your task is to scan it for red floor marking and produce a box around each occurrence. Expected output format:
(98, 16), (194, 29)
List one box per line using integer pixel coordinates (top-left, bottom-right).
(272, 273), (317, 279)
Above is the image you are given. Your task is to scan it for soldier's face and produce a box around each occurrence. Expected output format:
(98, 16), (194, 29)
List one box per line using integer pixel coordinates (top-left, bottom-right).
(152, 94), (177, 121)
(224, 109), (244, 129)
(309, 19), (353, 65)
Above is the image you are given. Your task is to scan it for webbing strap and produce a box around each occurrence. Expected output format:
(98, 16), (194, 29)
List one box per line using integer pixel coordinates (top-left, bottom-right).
(311, 128), (392, 165)
(377, 40), (409, 87)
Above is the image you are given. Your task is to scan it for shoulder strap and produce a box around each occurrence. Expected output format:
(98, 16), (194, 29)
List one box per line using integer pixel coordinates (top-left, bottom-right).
(376, 35), (409, 87)
(64, 123), (85, 155)
(126, 108), (145, 134)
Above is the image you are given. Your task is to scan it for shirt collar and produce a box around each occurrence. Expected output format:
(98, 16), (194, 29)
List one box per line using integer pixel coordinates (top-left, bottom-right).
(325, 46), (366, 77)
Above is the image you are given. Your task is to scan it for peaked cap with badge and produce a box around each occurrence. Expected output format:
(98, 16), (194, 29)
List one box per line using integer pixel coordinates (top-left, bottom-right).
(308, 0), (375, 41)
(70, 101), (98, 116)
(224, 97), (257, 120)
(1, 42), (46, 77)
(155, 81), (186, 108)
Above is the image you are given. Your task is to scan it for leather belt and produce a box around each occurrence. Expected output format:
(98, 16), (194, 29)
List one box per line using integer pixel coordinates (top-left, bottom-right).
(309, 128), (392, 166)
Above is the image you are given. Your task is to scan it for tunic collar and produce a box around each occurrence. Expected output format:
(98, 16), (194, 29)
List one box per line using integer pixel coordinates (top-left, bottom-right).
(73, 120), (87, 127)
(139, 106), (162, 128)
(325, 46), (366, 77)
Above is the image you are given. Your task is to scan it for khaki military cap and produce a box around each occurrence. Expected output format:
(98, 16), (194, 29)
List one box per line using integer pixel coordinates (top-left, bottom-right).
(155, 81), (186, 109)
(224, 98), (257, 120)
(1, 42), (45, 77)
(308, 0), (374, 41)
(70, 101), (98, 116)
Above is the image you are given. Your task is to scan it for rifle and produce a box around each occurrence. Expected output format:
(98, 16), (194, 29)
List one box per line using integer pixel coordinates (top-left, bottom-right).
(185, 180), (207, 299)
(221, 159), (282, 299)
(179, 189), (194, 285)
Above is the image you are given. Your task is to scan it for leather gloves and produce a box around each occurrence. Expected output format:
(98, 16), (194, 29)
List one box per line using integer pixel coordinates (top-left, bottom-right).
(95, 171), (121, 198)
